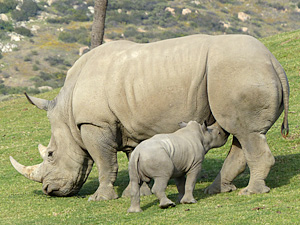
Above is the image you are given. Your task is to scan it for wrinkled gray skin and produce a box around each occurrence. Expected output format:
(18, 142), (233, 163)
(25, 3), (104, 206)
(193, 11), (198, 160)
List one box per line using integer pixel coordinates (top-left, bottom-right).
(10, 34), (289, 200)
(128, 121), (228, 213)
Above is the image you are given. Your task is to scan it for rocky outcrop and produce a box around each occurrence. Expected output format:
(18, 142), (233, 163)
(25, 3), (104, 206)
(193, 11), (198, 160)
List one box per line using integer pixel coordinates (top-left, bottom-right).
(0, 14), (9, 21)
(165, 7), (175, 16)
(182, 8), (192, 15)
(0, 43), (18, 53)
(238, 12), (251, 22)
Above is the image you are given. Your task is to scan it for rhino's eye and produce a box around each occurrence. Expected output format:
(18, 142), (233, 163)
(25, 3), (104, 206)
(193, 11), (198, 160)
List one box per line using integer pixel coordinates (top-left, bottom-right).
(48, 151), (54, 158)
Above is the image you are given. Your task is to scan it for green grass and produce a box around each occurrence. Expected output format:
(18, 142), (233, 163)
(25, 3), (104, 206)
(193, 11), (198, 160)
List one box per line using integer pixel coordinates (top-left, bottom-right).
(1, 30), (300, 224)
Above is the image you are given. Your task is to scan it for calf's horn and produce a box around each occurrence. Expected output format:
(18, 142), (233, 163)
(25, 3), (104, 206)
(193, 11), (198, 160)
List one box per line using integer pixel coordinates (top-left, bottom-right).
(10, 156), (43, 183)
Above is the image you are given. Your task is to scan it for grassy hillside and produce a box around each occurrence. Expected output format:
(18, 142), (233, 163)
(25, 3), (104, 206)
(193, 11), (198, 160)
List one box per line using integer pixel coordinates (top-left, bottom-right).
(0, 30), (299, 224)
(1, 0), (300, 97)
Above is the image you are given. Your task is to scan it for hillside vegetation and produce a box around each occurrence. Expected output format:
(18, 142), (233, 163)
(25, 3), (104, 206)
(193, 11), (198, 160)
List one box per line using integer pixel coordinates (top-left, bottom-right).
(0, 29), (299, 224)
(0, 0), (300, 98)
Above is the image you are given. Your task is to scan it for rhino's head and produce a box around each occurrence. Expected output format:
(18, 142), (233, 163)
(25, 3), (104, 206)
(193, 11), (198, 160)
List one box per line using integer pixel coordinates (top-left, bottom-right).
(10, 94), (94, 196)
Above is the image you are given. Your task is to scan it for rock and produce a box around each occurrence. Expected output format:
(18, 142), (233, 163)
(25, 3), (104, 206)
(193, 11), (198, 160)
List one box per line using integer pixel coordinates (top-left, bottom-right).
(238, 12), (250, 22)
(0, 14), (9, 21)
(165, 7), (175, 16)
(79, 46), (90, 56)
(182, 8), (192, 15)
(137, 27), (146, 33)
(38, 86), (53, 92)
(191, 1), (201, 5)
(30, 25), (40, 34)
(47, 0), (57, 6)
(0, 43), (18, 53)
(241, 27), (248, 32)
(8, 32), (23, 42)
(219, 21), (231, 29)
(88, 6), (94, 14)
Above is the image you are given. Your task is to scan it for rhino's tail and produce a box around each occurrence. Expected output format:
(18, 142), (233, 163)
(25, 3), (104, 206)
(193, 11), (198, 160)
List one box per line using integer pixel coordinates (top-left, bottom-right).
(272, 56), (289, 138)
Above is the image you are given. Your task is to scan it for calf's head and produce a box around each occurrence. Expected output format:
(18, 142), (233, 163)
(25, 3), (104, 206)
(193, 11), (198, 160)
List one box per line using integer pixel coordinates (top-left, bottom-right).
(10, 94), (94, 196)
(180, 121), (229, 150)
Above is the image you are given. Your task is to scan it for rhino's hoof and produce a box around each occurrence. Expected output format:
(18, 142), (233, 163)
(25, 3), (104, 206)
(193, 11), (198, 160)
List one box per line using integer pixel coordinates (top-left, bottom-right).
(204, 183), (237, 195)
(127, 207), (143, 213)
(238, 185), (270, 196)
(88, 188), (118, 201)
(180, 198), (197, 204)
(159, 199), (176, 209)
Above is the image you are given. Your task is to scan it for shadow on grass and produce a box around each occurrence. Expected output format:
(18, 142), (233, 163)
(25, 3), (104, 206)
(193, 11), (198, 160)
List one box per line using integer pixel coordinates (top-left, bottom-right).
(32, 153), (300, 201)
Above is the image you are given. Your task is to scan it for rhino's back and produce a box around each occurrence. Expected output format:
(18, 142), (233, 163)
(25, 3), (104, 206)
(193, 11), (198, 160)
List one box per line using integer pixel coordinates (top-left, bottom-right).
(73, 35), (213, 141)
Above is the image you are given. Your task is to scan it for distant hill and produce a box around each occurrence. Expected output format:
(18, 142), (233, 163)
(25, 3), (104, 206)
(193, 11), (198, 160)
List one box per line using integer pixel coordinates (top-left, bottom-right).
(0, 0), (299, 99)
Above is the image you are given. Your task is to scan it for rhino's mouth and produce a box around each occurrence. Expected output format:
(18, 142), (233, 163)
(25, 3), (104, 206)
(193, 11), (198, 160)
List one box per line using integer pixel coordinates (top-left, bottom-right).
(42, 180), (78, 196)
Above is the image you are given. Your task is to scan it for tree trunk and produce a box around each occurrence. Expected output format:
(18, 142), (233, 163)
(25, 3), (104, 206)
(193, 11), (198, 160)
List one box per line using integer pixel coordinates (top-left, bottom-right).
(91, 0), (108, 49)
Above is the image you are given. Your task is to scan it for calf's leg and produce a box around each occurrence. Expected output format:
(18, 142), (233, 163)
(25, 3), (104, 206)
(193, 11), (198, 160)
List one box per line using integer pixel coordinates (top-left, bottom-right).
(175, 176), (186, 202)
(122, 151), (152, 198)
(180, 165), (201, 204)
(152, 177), (175, 208)
(127, 159), (143, 213)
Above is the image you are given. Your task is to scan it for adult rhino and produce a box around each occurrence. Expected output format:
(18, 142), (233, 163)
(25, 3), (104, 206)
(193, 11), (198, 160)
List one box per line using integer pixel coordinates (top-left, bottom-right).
(10, 34), (289, 200)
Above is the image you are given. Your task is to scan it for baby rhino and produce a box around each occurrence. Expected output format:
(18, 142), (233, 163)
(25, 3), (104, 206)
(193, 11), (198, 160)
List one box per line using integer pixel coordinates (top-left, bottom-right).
(127, 121), (228, 213)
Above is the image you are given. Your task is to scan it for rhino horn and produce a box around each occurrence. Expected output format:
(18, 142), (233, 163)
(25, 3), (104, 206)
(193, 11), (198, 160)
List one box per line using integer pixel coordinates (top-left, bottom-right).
(38, 144), (48, 159)
(24, 92), (51, 111)
(10, 156), (43, 183)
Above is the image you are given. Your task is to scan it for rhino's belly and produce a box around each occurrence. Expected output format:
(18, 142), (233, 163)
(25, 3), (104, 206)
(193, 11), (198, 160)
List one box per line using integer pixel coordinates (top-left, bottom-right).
(115, 79), (211, 143)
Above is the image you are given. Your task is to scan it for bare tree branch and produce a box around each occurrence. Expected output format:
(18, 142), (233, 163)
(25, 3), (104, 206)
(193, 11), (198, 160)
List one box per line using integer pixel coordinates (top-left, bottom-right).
(91, 0), (108, 49)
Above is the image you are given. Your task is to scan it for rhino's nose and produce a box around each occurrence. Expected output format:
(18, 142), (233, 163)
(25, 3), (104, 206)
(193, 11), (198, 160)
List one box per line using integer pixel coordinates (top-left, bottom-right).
(43, 183), (60, 195)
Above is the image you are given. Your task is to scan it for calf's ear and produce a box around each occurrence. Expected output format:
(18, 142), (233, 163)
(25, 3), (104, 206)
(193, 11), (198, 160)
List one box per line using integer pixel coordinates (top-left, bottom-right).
(178, 122), (188, 128)
(201, 121), (208, 132)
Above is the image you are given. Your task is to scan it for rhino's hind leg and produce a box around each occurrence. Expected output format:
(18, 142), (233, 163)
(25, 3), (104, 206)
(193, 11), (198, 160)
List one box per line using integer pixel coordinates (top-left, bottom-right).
(238, 133), (275, 195)
(81, 124), (118, 201)
(205, 137), (246, 194)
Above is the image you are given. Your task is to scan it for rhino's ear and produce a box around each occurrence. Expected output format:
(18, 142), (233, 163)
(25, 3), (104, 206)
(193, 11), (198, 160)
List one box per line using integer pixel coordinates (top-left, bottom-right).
(178, 122), (188, 128)
(25, 92), (51, 111)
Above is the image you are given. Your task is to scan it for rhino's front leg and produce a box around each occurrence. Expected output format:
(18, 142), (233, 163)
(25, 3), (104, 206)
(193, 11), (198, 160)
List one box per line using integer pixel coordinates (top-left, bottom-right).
(81, 124), (118, 201)
(205, 137), (246, 194)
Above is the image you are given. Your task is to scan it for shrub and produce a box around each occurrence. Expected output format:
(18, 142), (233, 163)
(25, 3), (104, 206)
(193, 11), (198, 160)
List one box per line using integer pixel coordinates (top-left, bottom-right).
(24, 56), (32, 62)
(11, 0), (39, 21)
(31, 50), (38, 56)
(14, 27), (33, 37)
(0, 0), (18, 14)
(44, 56), (71, 67)
(32, 65), (40, 71)
(58, 27), (91, 46)
(46, 17), (70, 24)
(30, 71), (66, 89)
(0, 20), (14, 32)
